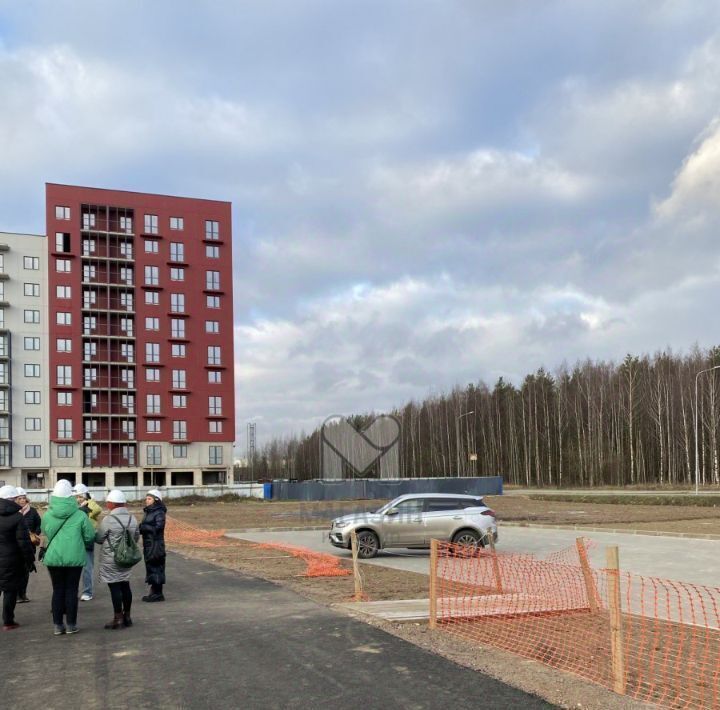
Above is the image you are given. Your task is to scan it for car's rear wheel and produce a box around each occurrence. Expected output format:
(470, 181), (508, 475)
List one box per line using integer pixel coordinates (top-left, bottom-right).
(355, 530), (380, 559)
(452, 529), (483, 555)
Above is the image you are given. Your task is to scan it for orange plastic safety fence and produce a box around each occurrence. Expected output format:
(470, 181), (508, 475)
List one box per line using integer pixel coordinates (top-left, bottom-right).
(165, 517), (350, 578)
(435, 541), (720, 709)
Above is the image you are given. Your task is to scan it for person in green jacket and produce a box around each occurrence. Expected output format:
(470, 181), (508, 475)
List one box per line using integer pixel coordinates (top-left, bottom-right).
(41, 479), (95, 636)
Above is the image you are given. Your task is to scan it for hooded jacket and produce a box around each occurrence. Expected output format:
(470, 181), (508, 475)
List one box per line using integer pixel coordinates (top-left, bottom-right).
(140, 500), (167, 586)
(41, 496), (96, 567)
(95, 506), (140, 584)
(0, 498), (35, 591)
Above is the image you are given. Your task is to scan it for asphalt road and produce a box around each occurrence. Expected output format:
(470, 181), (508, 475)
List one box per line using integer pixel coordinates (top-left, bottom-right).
(230, 526), (720, 587)
(1, 552), (553, 710)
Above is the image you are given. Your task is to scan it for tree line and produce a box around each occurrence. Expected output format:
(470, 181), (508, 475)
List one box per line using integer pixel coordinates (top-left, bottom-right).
(242, 346), (720, 487)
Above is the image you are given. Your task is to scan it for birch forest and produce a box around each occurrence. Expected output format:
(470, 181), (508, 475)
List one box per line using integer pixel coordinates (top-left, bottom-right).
(250, 346), (720, 487)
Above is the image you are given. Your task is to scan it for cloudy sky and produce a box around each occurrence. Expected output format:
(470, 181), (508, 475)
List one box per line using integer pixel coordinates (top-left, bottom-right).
(2, 1), (720, 449)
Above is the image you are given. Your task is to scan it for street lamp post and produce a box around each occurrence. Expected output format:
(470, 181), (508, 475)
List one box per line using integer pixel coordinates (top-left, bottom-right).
(694, 365), (720, 495)
(456, 410), (475, 477)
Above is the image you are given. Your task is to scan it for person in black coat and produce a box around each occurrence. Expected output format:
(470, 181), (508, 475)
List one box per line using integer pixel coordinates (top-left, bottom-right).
(139, 490), (166, 602)
(0, 486), (35, 630)
(15, 487), (41, 603)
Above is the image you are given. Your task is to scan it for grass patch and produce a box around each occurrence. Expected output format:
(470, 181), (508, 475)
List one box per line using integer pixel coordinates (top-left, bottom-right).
(528, 494), (720, 507)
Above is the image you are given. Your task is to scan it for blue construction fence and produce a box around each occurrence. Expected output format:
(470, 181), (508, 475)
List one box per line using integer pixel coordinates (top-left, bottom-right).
(265, 476), (503, 501)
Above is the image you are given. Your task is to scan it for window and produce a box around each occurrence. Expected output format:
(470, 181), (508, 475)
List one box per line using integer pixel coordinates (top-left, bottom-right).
(171, 344), (186, 358)
(209, 420), (223, 434)
(0, 335), (6, 358)
(171, 319), (185, 338)
(57, 445), (74, 458)
(206, 271), (220, 290)
(57, 392), (72, 406)
(0, 310), (4, 329)
(170, 267), (184, 282)
(122, 394), (135, 413)
(147, 445), (161, 466)
(172, 369), (186, 389)
(170, 293), (185, 313)
(120, 215), (133, 233)
(56, 338), (71, 352)
(84, 445), (98, 465)
(24, 391), (40, 405)
(146, 394), (161, 414)
(82, 239), (96, 255)
(144, 239), (159, 254)
(120, 292), (133, 311)
(145, 343), (160, 363)
(57, 419), (72, 439)
(25, 445), (41, 459)
(86, 393), (98, 410)
(206, 245), (220, 259)
(55, 205), (70, 220)
(123, 418), (136, 440)
(119, 242), (133, 260)
(145, 291), (159, 305)
(83, 316), (96, 334)
(146, 419), (161, 434)
(24, 283), (40, 297)
(0, 255), (3, 273)
(209, 396), (222, 415)
(144, 214), (158, 234)
(170, 216), (184, 230)
(55, 232), (71, 252)
(172, 420), (187, 440)
(145, 317), (159, 331)
(56, 365), (72, 386)
(206, 295), (220, 309)
(209, 445), (223, 464)
(146, 368), (160, 382)
(122, 445), (136, 465)
(208, 371), (222, 384)
(0, 391), (7, 412)
(82, 212), (96, 230)
(144, 265), (159, 286)
(172, 394), (187, 408)
(56, 259), (71, 273)
(120, 266), (133, 284)
(121, 343), (134, 362)
(83, 289), (96, 308)
(173, 445), (187, 458)
(56, 285), (71, 299)
(205, 220), (219, 240)
(84, 419), (98, 438)
(170, 242), (184, 262)
(205, 320), (219, 334)
(56, 312), (71, 326)
(83, 342), (97, 360)
(84, 368), (97, 386)
(23, 256), (40, 270)
(207, 346), (221, 365)
(24, 337), (40, 351)
(24, 309), (40, 324)
(120, 317), (133, 336)
(0, 363), (8, 385)
(25, 364), (41, 378)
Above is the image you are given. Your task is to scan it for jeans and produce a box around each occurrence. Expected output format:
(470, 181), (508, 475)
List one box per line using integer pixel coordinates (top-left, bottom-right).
(1, 589), (17, 625)
(82, 548), (94, 597)
(108, 581), (132, 615)
(47, 566), (83, 627)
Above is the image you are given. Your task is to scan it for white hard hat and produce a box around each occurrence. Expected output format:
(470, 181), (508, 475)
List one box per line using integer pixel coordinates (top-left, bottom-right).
(106, 489), (127, 504)
(52, 480), (74, 498)
(16, 487), (27, 496)
(147, 489), (163, 500)
(0, 485), (20, 500)
(73, 483), (89, 495)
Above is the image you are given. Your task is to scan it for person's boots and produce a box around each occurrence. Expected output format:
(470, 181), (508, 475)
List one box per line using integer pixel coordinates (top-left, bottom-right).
(104, 613), (124, 630)
(122, 609), (133, 627)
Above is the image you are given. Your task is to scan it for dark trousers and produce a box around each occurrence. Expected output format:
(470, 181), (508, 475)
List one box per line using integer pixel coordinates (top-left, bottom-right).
(18, 571), (29, 599)
(108, 581), (132, 615)
(151, 583), (163, 595)
(1, 589), (17, 625)
(47, 566), (83, 626)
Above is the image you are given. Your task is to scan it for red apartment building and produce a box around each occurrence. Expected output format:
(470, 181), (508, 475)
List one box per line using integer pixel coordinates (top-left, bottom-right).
(46, 184), (234, 488)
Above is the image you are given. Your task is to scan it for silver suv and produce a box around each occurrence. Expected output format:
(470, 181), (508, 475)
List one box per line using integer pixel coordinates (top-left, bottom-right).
(328, 493), (498, 559)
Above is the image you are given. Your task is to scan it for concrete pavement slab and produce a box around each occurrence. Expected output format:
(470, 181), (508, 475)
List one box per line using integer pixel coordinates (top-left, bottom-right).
(0, 552), (553, 710)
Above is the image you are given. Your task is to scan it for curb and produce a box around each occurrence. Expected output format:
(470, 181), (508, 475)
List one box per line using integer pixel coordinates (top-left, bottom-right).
(501, 521), (720, 541)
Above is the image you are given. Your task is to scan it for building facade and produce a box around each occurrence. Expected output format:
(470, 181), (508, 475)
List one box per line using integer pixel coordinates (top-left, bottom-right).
(0, 232), (51, 488)
(46, 184), (234, 489)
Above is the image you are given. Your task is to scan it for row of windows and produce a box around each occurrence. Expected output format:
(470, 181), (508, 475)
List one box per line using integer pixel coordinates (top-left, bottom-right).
(146, 445), (224, 465)
(143, 266), (221, 290)
(145, 395), (222, 415)
(53, 365), (222, 387)
(145, 344), (222, 365)
(144, 317), (219, 334)
(56, 206), (221, 240)
(55, 419), (224, 439)
(146, 241), (221, 260)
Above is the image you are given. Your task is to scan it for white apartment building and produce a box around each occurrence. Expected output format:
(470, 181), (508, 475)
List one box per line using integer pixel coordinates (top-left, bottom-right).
(0, 232), (50, 488)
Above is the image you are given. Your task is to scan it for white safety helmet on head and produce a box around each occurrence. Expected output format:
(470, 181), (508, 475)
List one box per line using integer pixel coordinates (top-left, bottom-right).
(147, 489), (163, 501)
(15, 487), (27, 497)
(72, 483), (89, 496)
(52, 480), (74, 498)
(0, 485), (20, 500)
(106, 489), (127, 504)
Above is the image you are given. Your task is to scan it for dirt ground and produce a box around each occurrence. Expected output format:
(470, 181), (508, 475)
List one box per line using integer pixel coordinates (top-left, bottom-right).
(164, 494), (720, 536)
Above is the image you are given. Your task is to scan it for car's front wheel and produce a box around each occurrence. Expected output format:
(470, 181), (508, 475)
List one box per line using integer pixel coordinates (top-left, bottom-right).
(355, 530), (380, 559)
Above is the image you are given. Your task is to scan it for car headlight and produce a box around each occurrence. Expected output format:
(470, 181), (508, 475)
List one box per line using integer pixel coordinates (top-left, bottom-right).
(333, 521), (349, 529)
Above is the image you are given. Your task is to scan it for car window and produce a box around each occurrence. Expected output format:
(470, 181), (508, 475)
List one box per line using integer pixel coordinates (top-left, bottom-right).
(393, 499), (425, 513)
(458, 498), (485, 509)
(426, 499), (463, 512)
